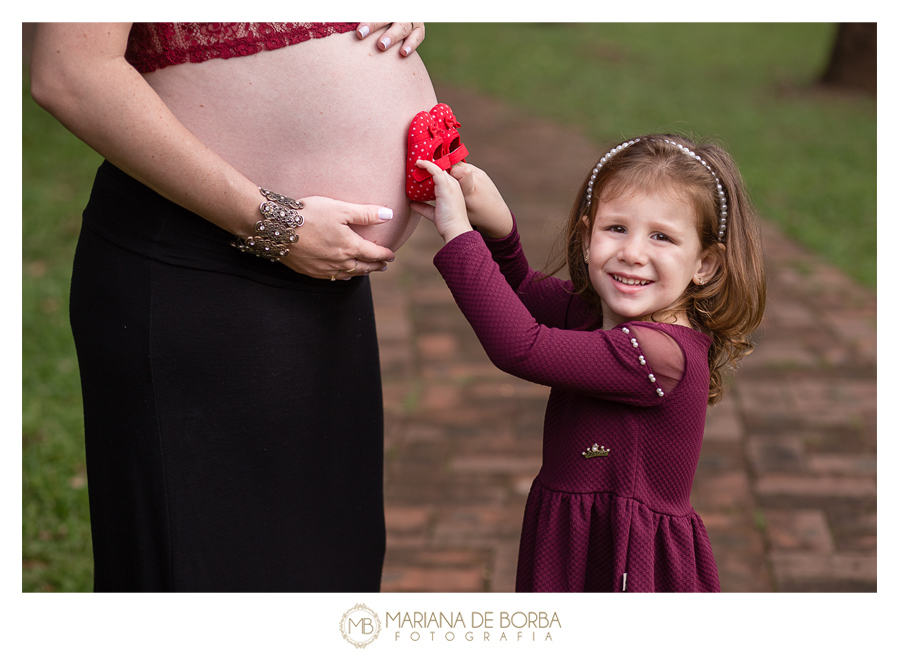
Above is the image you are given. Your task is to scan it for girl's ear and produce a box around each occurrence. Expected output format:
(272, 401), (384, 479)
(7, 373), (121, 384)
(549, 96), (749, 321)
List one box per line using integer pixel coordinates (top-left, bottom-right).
(694, 243), (725, 285)
(580, 214), (592, 251)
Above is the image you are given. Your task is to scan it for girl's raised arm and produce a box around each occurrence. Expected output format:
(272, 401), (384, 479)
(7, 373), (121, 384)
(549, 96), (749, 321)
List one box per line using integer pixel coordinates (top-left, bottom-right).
(435, 233), (679, 406)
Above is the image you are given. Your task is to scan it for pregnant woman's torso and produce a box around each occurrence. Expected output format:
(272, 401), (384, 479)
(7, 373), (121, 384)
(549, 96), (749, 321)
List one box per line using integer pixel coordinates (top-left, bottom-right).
(142, 29), (437, 250)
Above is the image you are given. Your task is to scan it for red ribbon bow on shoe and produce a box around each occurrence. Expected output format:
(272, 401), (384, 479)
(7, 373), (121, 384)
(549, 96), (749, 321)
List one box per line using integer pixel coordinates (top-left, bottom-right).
(406, 103), (469, 201)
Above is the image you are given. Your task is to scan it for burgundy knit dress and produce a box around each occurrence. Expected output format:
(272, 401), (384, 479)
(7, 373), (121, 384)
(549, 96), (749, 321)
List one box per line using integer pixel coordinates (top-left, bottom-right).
(433, 224), (720, 593)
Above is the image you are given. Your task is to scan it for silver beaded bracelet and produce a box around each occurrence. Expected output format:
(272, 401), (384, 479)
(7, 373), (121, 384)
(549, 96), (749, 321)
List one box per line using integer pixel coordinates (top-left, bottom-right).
(231, 188), (305, 262)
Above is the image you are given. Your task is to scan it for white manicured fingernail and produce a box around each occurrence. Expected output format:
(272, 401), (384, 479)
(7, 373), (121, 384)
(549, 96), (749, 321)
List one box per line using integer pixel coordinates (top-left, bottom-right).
(381, 37), (391, 49)
(403, 46), (411, 56)
(378, 207), (393, 220)
(358, 25), (369, 38)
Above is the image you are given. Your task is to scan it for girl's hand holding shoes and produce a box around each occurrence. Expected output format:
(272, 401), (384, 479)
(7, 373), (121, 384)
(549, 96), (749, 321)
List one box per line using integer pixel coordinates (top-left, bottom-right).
(447, 162), (513, 239)
(412, 160), (514, 243)
(411, 160), (473, 244)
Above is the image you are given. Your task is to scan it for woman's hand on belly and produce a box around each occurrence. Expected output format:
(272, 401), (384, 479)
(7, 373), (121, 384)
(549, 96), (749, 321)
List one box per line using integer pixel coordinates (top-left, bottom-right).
(277, 196), (396, 280)
(356, 22), (425, 56)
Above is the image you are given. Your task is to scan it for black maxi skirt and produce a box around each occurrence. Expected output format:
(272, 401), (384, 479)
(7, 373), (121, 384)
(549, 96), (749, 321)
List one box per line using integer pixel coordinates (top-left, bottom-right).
(69, 162), (385, 592)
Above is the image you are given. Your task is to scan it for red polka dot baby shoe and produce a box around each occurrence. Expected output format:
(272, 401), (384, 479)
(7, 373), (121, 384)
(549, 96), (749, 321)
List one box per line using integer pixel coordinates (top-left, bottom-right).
(406, 103), (469, 201)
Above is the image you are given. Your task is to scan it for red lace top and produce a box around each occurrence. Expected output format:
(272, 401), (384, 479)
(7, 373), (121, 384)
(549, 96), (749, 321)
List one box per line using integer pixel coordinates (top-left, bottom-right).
(125, 22), (360, 73)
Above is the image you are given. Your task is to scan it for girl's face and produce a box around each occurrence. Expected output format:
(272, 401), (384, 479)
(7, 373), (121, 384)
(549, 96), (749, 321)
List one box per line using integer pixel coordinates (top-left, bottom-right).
(583, 186), (719, 330)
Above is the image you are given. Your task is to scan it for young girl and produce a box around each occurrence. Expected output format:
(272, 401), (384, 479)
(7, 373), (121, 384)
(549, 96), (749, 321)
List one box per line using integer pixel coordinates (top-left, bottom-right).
(412, 134), (766, 593)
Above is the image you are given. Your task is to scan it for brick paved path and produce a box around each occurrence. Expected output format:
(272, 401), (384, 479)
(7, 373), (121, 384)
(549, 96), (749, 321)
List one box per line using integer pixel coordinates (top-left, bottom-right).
(372, 86), (877, 593)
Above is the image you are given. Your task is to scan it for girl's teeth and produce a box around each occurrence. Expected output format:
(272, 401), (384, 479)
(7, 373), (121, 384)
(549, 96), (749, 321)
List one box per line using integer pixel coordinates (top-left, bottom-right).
(614, 275), (648, 286)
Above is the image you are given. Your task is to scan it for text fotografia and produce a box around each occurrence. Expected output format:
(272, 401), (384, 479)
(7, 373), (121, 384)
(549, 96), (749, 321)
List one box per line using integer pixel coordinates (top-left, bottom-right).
(387, 611), (561, 642)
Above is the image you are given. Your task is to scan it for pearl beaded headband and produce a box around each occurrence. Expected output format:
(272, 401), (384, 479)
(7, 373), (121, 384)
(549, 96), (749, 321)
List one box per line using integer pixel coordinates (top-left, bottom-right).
(585, 138), (728, 241)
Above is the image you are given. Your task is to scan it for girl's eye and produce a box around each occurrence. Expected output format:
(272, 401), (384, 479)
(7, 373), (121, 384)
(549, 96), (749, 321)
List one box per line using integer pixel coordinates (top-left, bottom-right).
(607, 225), (626, 234)
(652, 233), (672, 242)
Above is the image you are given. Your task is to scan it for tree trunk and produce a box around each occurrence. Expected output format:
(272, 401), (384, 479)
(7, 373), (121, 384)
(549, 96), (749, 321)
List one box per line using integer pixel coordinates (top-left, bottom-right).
(820, 23), (877, 95)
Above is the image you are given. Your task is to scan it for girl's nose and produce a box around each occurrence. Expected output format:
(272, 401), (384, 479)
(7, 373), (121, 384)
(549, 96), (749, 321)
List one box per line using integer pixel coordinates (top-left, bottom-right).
(618, 236), (647, 265)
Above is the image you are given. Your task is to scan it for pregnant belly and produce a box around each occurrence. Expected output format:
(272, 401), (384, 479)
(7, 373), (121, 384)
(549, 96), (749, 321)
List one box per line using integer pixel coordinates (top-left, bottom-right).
(143, 30), (437, 249)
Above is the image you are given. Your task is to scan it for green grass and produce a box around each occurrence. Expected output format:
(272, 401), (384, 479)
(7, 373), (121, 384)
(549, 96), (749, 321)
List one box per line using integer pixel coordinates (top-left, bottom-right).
(419, 23), (876, 288)
(21, 23), (875, 592)
(22, 70), (101, 592)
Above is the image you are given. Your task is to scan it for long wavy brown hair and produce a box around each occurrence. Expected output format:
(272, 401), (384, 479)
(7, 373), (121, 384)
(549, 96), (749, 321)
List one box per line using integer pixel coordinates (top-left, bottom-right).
(543, 134), (767, 405)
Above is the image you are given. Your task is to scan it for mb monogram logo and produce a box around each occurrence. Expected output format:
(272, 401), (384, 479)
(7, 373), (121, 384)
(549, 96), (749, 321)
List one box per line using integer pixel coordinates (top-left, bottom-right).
(339, 604), (382, 648)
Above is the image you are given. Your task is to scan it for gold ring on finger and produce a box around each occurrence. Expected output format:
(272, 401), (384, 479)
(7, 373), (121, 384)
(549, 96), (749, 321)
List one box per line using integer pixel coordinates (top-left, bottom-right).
(345, 259), (359, 274)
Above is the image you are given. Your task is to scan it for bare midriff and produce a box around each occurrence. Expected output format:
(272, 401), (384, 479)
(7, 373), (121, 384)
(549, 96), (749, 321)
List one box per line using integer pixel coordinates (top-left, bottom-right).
(142, 31), (437, 251)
